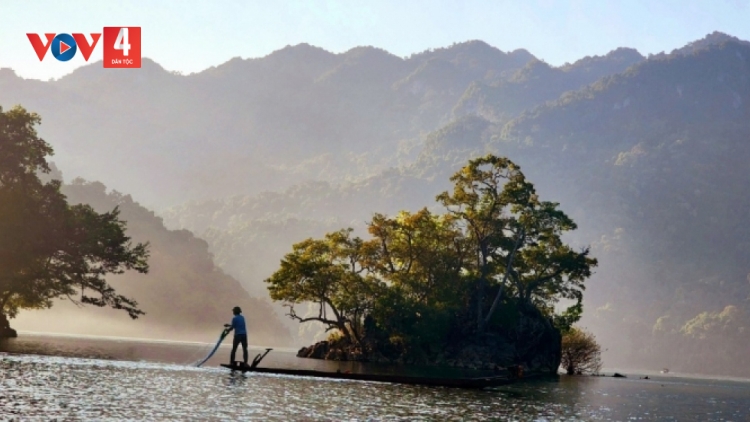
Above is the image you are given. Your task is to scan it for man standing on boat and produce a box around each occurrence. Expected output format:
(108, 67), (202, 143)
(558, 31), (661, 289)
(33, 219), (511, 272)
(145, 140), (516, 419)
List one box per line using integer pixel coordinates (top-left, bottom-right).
(224, 306), (248, 367)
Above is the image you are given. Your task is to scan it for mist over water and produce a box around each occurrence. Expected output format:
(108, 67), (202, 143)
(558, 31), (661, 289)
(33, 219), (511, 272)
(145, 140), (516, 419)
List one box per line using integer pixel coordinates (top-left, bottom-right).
(11, 301), (253, 344)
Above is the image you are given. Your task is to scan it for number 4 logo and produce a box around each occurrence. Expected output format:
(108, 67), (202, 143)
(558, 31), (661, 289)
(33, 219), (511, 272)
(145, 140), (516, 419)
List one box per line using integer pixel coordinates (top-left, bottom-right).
(114, 28), (131, 56)
(103, 27), (141, 68)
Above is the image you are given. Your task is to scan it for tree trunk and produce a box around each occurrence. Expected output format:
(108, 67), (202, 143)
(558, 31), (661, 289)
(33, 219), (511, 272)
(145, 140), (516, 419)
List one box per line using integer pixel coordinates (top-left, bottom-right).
(477, 246), (490, 333)
(484, 231), (524, 327)
(0, 312), (18, 338)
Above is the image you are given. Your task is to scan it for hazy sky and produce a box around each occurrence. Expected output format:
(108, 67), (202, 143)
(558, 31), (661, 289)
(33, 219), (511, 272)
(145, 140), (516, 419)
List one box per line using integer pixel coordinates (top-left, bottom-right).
(2, 0), (749, 80)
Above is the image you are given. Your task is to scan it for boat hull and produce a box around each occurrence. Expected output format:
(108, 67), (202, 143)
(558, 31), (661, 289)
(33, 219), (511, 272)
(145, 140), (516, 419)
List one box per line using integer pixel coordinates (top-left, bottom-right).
(219, 363), (511, 389)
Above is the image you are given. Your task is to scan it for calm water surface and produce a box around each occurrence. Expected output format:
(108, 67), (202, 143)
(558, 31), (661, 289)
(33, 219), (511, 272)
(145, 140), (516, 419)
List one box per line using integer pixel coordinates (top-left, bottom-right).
(1, 333), (749, 421)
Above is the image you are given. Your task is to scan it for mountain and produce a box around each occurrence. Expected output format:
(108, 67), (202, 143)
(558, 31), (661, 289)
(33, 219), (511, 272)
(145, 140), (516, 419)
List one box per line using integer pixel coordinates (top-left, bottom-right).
(494, 39), (750, 373)
(452, 47), (644, 123)
(13, 175), (292, 345)
(0, 41), (541, 208)
(671, 31), (750, 56)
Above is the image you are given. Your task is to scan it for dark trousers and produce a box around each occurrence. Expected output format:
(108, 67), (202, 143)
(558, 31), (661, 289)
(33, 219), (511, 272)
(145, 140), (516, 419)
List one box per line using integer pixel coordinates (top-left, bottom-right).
(231, 334), (248, 364)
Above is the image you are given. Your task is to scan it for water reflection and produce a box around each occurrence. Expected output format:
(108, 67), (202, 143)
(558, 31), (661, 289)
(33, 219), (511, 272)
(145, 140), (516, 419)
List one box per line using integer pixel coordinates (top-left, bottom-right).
(1, 334), (749, 421)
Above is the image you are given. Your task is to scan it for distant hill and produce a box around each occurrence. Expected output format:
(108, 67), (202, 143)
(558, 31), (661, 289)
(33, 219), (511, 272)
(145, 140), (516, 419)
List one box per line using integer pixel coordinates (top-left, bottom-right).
(671, 31), (750, 56)
(495, 39), (750, 373)
(0, 41), (542, 208)
(14, 176), (292, 346)
(453, 48), (644, 123)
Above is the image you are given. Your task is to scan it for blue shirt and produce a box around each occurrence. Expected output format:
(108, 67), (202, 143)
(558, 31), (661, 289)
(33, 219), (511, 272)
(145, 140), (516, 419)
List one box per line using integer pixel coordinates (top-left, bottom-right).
(231, 315), (247, 335)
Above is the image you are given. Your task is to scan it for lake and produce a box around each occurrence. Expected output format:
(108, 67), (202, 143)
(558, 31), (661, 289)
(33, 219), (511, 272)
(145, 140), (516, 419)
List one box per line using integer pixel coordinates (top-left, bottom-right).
(1, 333), (749, 421)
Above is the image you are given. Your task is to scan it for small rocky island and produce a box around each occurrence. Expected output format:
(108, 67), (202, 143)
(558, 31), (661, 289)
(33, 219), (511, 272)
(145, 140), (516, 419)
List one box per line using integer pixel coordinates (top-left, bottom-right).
(266, 155), (596, 376)
(296, 305), (562, 375)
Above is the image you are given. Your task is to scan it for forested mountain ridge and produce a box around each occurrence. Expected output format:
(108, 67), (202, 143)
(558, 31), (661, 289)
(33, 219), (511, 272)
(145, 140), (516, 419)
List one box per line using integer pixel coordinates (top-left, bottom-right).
(1, 39), (650, 208)
(2, 41), (533, 206)
(671, 31), (750, 56)
(493, 39), (750, 373)
(452, 47), (644, 123)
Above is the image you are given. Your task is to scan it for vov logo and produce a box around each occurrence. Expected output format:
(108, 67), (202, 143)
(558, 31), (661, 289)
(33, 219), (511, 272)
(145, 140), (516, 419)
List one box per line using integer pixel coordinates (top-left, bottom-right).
(26, 27), (141, 68)
(27, 33), (101, 62)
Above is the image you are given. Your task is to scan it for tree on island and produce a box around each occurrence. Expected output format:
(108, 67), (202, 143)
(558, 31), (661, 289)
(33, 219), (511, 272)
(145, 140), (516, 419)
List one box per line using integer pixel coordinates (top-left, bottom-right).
(0, 106), (149, 337)
(560, 327), (603, 375)
(436, 156), (595, 332)
(265, 229), (384, 346)
(266, 155), (597, 369)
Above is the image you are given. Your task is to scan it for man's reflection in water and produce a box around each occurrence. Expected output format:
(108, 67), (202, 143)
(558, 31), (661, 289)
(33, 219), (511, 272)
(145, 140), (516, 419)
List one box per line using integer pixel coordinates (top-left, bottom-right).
(225, 371), (248, 387)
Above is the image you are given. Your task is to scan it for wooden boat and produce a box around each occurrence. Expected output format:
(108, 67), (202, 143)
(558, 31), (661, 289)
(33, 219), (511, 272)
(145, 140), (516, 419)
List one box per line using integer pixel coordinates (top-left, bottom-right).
(220, 362), (511, 389)
(219, 348), (512, 389)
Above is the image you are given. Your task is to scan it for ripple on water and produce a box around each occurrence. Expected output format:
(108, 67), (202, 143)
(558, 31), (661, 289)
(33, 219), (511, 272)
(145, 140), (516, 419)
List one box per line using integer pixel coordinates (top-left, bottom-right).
(1, 354), (750, 421)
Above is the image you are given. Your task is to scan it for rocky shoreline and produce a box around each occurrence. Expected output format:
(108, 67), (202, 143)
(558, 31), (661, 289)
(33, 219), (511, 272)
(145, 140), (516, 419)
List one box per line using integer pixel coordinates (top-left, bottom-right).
(296, 307), (563, 375)
(297, 338), (557, 374)
(297, 341), (489, 369)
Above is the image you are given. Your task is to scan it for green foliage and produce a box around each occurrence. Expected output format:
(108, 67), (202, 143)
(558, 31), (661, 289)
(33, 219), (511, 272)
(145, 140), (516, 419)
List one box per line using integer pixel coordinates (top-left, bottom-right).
(0, 106), (149, 320)
(367, 209), (470, 353)
(554, 301), (584, 334)
(0, 106), (53, 186)
(266, 154), (596, 358)
(436, 155), (596, 330)
(266, 229), (385, 345)
(560, 327), (602, 375)
(680, 305), (744, 340)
